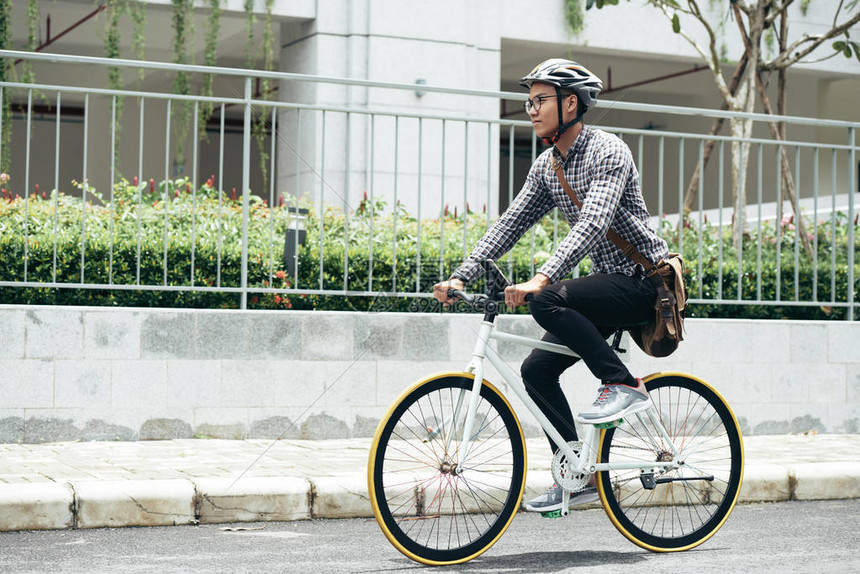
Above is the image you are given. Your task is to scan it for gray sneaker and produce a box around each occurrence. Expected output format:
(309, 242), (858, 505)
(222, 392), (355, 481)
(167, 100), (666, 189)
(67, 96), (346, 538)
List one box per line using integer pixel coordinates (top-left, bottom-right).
(576, 380), (652, 425)
(524, 484), (599, 513)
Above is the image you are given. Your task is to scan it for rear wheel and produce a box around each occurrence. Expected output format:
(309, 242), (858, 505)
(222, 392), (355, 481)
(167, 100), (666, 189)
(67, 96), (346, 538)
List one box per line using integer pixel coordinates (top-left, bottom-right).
(368, 373), (526, 565)
(597, 373), (744, 551)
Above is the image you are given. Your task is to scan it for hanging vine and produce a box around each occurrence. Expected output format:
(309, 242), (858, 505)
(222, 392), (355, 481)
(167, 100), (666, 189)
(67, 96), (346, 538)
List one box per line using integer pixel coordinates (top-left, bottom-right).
(244, 0), (256, 69)
(129, 0), (147, 86)
(198, 0), (221, 142)
(171, 0), (193, 173)
(243, 0), (275, 195)
(0, 0), (12, 173)
(22, 0), (38, 84)
(104, 0), (124, 174)
(253, 0), (275, 195)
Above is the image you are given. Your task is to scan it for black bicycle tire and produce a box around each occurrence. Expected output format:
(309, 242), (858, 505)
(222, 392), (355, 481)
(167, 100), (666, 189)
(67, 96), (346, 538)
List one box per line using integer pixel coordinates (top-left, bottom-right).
(597, 372), (744, 552)
(368, 373), (526, 565)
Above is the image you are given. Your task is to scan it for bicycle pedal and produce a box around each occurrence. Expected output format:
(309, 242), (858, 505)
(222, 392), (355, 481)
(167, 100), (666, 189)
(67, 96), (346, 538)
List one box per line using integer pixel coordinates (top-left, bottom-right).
(595, 418), (624, 429)
(539, 509), (564, 519)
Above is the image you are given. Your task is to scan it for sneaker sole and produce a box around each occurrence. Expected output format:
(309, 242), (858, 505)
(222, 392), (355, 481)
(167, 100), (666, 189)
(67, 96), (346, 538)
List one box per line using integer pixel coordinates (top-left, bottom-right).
(524, 501), (563, 513)
(575, 396), (653, 425)
(525, 490), (599, 513)
(569, 491), (599, 507)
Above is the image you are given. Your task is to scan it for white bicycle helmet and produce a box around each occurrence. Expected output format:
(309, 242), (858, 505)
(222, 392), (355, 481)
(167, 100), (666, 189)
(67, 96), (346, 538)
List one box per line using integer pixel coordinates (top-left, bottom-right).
(521, 58), (603, 143)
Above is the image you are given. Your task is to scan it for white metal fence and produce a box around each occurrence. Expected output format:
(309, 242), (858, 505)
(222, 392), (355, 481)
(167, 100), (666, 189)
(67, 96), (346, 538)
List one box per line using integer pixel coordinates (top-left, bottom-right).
(0, 50), (856, 319)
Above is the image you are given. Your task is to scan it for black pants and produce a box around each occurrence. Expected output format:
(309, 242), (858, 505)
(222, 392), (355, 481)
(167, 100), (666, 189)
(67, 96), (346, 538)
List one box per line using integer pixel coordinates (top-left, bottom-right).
(521, 273), (657, 452)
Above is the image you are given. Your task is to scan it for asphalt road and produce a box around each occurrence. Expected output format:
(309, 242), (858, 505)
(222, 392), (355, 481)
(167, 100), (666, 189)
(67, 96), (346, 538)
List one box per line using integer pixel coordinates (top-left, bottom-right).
(0, 500), (857, 573)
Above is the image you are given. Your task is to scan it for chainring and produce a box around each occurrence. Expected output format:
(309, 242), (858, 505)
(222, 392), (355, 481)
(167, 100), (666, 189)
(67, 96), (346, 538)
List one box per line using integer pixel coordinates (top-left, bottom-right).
(551, 441), (591, 492)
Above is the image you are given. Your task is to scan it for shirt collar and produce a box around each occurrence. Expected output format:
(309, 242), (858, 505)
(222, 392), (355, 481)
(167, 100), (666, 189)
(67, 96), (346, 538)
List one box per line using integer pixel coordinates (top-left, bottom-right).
(552, 125), (590, 164)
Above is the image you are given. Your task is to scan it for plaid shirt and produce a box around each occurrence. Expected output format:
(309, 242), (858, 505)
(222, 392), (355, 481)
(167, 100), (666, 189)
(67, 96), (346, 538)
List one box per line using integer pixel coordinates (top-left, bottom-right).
(452, 126), (669, 284)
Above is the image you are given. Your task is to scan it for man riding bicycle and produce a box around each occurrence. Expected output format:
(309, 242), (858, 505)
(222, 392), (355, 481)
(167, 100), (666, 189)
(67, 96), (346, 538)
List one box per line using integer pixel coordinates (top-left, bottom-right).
(433, 58), (670, 514)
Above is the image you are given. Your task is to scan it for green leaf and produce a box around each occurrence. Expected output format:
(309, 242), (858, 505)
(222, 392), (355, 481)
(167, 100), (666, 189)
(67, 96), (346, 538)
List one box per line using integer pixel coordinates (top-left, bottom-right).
(672, 13), (681, 34)
(833, 40), (850, 57)
(586, 0), (595, 9)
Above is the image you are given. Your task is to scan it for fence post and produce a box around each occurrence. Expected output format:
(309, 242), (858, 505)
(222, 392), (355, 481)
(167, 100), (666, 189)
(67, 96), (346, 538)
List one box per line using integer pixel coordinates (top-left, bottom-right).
(241, 77), (252, 309)
(849, 126), (855, 321)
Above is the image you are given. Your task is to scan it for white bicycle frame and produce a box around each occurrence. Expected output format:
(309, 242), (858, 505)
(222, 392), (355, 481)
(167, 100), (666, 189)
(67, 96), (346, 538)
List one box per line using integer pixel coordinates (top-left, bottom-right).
(455, 319), (682, 489)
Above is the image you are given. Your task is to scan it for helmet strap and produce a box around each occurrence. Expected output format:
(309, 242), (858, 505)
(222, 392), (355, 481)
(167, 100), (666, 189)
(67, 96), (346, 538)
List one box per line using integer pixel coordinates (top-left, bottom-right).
(548, 86), (584, 145)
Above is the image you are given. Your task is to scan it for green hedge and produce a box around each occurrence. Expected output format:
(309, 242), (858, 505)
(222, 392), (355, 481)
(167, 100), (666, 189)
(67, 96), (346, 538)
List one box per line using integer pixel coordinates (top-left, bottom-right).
(0, 178), (857, 319)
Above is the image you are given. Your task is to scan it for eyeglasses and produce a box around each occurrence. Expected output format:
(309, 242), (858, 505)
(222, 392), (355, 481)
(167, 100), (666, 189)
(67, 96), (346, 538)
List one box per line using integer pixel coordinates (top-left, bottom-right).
(524, 95), (558, 113)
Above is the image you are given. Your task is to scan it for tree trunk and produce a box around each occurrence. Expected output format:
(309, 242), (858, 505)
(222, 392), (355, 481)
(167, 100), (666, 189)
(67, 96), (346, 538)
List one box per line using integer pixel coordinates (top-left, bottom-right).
(683, 54), (750, 212)
(728, 72), (756, 249)
(752, 72), (815, 258)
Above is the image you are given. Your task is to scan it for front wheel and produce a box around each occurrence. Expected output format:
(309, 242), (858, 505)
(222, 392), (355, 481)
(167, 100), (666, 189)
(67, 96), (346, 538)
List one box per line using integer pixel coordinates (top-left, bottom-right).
(597, 373), (744, 552)
(368, 373), (526, 566)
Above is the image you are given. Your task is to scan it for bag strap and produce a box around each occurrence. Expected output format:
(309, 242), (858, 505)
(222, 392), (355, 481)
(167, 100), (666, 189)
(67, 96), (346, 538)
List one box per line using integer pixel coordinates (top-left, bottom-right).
(550, 151), (658, 275)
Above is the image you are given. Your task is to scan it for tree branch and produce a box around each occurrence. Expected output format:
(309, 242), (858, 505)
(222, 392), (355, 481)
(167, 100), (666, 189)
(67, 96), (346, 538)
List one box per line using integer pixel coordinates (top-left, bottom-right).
(767, 9), (860, 69)
(657, 0), (733, 103)
(764, 0), (797, 26)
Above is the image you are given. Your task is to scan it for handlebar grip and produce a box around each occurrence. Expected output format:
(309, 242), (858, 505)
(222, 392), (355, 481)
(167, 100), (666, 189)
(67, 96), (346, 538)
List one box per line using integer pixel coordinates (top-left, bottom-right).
(525, 293), (535, 302)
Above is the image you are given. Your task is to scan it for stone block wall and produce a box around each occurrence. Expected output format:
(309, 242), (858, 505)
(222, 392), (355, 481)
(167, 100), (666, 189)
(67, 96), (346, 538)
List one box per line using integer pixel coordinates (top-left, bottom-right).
(0, 304), (857, 443)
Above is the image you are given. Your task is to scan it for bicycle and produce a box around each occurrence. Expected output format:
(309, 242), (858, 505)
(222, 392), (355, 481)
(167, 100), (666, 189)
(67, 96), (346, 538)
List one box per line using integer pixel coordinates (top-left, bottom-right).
(367, 261), (744, 566)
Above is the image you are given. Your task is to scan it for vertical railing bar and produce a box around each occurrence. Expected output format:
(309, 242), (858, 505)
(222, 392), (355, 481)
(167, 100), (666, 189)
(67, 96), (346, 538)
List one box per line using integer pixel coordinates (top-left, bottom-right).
(756, 144), (763, 301)
(486, 122), (492, 230)
(812, 147), (819, 302)
(268, 107), (277, 285)
(657, 136), (664, 240)
(775, 142), (782, 302)
(52, 91), (61, 282)
(23, 89), (32, 282)
(507, 124), (515, 279)
(529, 128), (536, 278)
(678, 137), (684, 268)
(217, 103), (225, 288)
(416, 117), (423, 292)
(697, 139), (704, 299)
(737, 140), (745, 301)
(637, 133), (645, 280)
(190, 101), (199, 286)
(463, 121), (469, 261)
(439, 119), (446, 281)
(109, 94), (116, 285)
(344, 111), (351, 293)
(793, 146), (800, 301)
(81, 92), (89, 284)
(717, 140), (724, 301)
(318, 111), (326, 290)
(240, 77), (252, 309)
(294, 109), (302, 289)
(847, 127), (856, 321)
(368, 113), (374, 291)
(830, 149), (836, 305)
(392, 115), (399, 293)
(163, 99), (171, 287)
(136, 97), (144, 285)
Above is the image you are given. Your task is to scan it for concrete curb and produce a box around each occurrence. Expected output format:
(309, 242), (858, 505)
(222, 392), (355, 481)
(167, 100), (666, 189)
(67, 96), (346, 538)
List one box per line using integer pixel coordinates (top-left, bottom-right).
(2, 461), (858, 531)
(74, 479), (197, 529)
